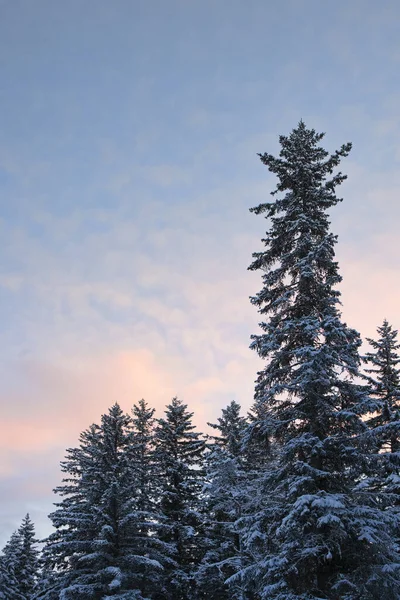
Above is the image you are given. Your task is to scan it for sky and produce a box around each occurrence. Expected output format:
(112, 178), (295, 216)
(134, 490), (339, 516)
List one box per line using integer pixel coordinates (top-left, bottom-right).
(0, 0), (400, 545)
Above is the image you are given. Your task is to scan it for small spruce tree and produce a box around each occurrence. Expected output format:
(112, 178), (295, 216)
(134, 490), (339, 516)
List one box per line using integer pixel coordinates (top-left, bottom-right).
(364, 319), (400, 452)
(16, 514), (39, 599)
(363, 320), (400, 546)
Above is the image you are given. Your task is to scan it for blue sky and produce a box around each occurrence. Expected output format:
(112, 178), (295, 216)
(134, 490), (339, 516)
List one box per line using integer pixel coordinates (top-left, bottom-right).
(1, 0), (400, 544)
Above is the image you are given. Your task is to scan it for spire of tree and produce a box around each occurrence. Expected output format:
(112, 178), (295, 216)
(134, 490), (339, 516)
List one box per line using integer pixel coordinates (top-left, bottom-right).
(16, 514), (39, 599)
(155, 397), (205, 599)
(242, 121), (400, 599)
(131, 399), (158, 514)
(364, 319), (400, 435)
(207, 400), (247, 458)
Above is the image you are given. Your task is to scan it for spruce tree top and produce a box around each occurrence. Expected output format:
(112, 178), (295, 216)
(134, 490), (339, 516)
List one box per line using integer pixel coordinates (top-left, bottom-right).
(365, 319), (400, 404)
(207, 400), (246, 458)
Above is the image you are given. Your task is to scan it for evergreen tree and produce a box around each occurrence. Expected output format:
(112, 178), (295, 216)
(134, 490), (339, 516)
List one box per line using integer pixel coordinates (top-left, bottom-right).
(364, 319), (400, 451)
(0, 532), (24, 600)
(39, 404), (163, 599)
(0, 517), (39, 600)
(0, 559), (17, 600)
(241, 121), (400, 599)
(155, 397), (205, 599)
(363, 320), (400, 542)
(208, 400), (247, 458)
(131, 399), (157, 516)
(197, 402), (251, 600)
(130, 399), (174, 598)
(16, 514), (39, 599)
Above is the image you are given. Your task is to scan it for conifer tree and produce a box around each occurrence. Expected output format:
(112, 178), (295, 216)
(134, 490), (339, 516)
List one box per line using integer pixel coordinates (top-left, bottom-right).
(131, 399), (157, 516)
(16, 514), (39, 599)
(197, 401), (251, 600)
(39, 404), (164, 599)
(130, 399), (174, 598)
(155, 397), (205, 599)
(38, 422), (103, 599)
(0, 517), (39, 600)
(364, 319), (400, 449)
(363, 320), (400, 541)
(0, 532), (24, 600)
(208, 400), (247, 458)
(241, 121), (400, 599)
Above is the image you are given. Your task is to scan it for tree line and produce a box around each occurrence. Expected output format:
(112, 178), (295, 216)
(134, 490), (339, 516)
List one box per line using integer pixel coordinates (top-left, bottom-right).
(1, 121), (399, 599)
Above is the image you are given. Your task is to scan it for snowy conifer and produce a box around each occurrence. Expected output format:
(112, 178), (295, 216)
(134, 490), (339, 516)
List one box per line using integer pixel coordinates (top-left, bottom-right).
(363, 320), (400, 543)
(0, 516), (39, 600)
(208, 400), (247, 458)
(364, 319), (400, 446)
(130, 399), (175, 598)
(241, 122), (400, 599)
(197, 401), (251, 600)
(39, 404), (163, 599)
(155, 397), (205, 599)
(15, 514), (39, 599)
(0, 532), (24, 600)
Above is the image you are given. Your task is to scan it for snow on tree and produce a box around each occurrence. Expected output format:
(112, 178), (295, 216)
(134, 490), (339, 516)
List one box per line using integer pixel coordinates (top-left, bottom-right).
(197, 401), (253, 600)
(39, 404), (163, 599)
(0, 531), (24, 600)
(0, 516), (39, 600)
(363, 320), (400, 546)
(155, 397), (205, 599)
(240, 121), (400, 599)
(15, 514), (40, 599)
(364, 319), (400, 450)
(129, 399), (175, 598)
(207, 400), (247, 458)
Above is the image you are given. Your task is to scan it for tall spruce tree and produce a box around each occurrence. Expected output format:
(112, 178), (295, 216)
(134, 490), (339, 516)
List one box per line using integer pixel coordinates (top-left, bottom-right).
(39, 404), (164, 599)
(241, 121), (400, 599)
(155, 397), (205, 599)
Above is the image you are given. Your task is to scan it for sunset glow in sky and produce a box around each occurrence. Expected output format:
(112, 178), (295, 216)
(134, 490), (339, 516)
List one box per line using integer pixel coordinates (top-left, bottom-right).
(1, 0), (400, 544)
